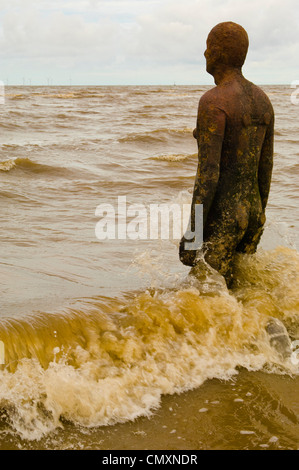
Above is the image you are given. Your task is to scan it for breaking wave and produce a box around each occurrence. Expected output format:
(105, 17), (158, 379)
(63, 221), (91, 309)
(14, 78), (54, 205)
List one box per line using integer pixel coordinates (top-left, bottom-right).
(0, 157), (78, 178)
(0, 246), (298, 441)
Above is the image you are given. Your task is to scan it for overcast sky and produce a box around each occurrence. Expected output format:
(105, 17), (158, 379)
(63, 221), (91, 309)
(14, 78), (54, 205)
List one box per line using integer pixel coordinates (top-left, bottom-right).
(0, 0), (298, 85)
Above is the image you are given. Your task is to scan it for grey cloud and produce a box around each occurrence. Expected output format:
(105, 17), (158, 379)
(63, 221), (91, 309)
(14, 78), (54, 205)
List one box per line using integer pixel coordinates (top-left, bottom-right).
(0, 0), (298, 84)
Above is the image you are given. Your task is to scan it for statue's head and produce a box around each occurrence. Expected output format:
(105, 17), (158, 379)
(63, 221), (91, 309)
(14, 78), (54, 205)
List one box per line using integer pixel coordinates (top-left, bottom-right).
(205, 22), (249, 76)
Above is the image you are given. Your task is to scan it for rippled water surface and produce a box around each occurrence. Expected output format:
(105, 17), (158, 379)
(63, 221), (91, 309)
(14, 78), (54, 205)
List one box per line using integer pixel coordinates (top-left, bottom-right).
(0, 85), (298, 449)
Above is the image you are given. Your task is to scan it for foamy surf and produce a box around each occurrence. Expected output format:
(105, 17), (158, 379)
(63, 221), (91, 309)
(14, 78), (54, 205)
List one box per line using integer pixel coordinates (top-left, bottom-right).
(0, 158), (19, 171)
(0, 157), (85, 178)
(0, 157), (42, 172)
(0, 246), (298, 441)
(152, 153), (197, 162)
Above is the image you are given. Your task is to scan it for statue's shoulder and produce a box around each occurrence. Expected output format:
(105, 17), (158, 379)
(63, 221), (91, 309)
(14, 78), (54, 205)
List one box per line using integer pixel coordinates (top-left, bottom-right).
(245, 80), (274, 113)
(200, 86), (218, 101)
(258, 86), (274, 112)
(198, 86), (223, 109)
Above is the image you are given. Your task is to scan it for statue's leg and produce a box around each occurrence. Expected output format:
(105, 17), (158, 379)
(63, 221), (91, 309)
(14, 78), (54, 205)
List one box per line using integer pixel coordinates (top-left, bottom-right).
(236, 226), (264, 254)
(192, 215), (248, 288)
(203, 235), (236, 287)
(236, 206), (265, 254)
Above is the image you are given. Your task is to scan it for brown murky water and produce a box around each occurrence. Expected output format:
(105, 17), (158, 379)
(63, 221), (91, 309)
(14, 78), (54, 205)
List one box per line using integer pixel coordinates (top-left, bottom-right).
(0, 85), (298, 449)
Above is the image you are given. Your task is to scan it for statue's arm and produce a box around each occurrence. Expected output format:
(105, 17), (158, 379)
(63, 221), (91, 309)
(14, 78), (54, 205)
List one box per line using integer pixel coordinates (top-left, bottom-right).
(191, 98), (226, 229)
(258, 114), (274, 211)
(179, 98), (225, 267)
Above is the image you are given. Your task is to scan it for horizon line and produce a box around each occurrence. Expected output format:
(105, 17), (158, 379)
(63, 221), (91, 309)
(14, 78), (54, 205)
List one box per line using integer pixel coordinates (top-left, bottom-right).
(1, 83), (290, 87)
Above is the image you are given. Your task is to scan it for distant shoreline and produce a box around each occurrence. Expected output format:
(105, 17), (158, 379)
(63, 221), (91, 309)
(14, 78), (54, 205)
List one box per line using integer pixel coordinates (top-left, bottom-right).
(2, 83), (289, 87)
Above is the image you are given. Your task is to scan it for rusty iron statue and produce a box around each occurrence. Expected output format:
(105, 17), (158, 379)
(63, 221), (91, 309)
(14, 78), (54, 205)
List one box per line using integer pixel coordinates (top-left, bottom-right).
(180, 22), (274, 288)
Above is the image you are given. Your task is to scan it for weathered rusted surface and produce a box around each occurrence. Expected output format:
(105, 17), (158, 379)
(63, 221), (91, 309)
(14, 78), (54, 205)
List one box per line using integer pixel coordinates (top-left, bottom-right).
(180, 22), (274, 287)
